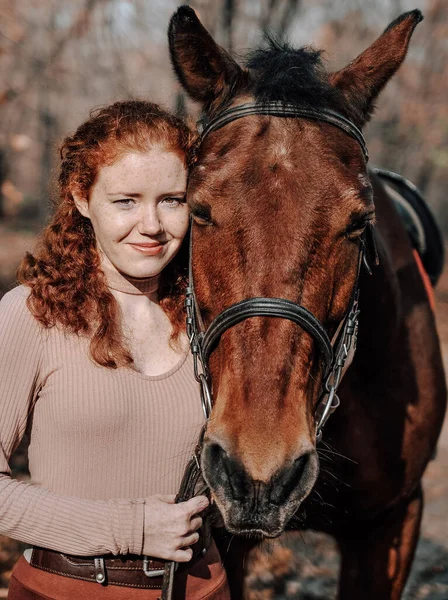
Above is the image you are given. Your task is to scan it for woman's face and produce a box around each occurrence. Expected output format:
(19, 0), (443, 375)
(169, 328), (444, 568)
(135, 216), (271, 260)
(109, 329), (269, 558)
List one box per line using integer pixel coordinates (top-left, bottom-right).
(74, 148), (189, 279)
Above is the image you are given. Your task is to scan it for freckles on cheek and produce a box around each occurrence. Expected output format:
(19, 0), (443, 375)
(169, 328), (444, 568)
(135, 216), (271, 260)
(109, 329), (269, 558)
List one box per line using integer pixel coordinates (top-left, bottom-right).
(181, 216), (190, 234)
(105, 215), (134, 243)
(165, 212), (189, 237)
(179, 210), (190, 232)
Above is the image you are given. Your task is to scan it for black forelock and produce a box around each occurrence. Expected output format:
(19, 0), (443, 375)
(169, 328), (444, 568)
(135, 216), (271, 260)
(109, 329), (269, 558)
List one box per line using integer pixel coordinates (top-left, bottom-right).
(244, 35), (349, 115)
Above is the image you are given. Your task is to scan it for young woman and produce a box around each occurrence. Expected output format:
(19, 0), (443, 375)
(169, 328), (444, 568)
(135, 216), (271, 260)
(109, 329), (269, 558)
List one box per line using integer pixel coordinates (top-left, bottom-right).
(0, 101), (230, 599)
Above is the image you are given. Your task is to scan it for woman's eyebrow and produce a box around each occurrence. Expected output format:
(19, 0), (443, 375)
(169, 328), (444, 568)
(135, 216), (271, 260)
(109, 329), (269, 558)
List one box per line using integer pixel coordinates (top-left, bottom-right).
(106, 191), (186, 197)
(106, 192), (143, 197)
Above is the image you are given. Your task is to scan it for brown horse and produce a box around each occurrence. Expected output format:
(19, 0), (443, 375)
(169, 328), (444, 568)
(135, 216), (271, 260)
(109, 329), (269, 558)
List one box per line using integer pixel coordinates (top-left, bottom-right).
(169, 8), (446, 599)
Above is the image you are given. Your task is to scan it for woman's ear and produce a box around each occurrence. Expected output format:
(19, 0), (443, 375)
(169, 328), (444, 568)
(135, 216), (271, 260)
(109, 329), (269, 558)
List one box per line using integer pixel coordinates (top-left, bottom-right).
(72, 192), (90, 219)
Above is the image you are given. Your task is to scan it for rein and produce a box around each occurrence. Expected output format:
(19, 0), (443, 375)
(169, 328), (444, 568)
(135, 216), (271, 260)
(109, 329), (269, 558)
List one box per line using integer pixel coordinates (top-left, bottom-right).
(160, 101), (377, 600)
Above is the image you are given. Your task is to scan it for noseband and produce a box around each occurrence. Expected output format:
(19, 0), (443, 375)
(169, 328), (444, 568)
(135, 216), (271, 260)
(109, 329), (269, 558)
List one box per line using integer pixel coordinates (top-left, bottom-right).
(187, 101), (375, 442)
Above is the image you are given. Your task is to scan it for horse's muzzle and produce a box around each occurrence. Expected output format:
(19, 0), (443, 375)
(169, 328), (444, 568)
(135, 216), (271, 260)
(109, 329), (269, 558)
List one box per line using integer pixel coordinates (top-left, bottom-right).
(201, 439), (319, 537)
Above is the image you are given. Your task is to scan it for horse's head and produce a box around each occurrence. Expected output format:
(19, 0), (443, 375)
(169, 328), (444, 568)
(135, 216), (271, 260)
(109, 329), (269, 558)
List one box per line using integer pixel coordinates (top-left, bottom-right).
(169, 7), (422, 537)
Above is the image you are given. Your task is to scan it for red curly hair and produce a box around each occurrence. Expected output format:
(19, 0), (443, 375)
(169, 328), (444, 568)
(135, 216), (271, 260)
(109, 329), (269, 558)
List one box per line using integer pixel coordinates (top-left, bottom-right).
(18, 100), (196, 368)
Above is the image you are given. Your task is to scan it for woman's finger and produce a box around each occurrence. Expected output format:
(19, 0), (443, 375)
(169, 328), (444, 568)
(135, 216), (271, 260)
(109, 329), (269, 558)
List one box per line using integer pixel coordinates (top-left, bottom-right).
(178, 532), (200, 548)
(188, 516), (203, 532)
(171, 547), (194, 563)
(183, 495), (209, 518)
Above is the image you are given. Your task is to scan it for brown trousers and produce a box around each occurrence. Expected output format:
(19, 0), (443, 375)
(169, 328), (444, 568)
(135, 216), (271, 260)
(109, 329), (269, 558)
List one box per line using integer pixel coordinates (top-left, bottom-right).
(8, 542), (230, 600)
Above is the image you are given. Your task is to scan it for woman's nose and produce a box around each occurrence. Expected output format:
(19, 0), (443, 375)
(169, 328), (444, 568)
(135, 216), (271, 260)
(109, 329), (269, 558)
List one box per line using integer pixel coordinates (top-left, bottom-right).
(138, 206), (163, 235)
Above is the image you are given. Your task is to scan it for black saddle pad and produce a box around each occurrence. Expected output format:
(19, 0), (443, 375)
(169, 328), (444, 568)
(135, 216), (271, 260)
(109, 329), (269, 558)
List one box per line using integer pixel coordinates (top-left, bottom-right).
(373, 167), (445, 286)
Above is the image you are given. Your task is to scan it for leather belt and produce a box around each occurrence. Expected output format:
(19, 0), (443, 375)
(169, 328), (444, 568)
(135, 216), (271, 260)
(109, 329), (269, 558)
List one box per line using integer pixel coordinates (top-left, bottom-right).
(30, 523), (211, 590)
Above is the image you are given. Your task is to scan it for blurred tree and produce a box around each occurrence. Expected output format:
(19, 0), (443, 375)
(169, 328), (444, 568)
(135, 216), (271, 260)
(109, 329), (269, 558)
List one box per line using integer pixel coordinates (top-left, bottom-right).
(260, 0), (302, 39)
(316, 0), (447, 222)
(0, 0), (446, 230)
(0, 149), (7, 219)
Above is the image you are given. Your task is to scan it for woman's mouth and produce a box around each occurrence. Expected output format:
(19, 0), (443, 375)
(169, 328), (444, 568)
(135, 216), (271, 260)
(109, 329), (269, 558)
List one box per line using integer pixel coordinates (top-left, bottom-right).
(128, 242), (165, 256)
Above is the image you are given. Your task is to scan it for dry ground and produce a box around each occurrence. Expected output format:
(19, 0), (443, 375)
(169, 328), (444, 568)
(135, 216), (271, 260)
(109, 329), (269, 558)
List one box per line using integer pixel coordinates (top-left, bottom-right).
(0, 224), (447, 599)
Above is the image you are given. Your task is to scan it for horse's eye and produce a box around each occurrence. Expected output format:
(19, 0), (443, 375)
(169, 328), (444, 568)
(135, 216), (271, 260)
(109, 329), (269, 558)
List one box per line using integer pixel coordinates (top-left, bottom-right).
(191, 202), (213, 225)
(345, 213), (375, 240)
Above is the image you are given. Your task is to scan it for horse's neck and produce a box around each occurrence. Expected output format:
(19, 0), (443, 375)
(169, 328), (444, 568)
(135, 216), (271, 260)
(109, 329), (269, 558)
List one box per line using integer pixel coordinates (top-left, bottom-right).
(357, 243), (401, 364)
(355, 175), (415, 364)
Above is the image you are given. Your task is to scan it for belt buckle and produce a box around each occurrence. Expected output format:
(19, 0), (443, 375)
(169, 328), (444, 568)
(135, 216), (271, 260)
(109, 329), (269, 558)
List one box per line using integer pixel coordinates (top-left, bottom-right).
(143, 557), (165, 577)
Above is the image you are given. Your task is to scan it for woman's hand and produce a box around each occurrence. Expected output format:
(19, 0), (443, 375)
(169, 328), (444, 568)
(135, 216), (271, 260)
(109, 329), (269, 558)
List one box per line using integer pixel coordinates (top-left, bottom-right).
(142, 494), (209, 562)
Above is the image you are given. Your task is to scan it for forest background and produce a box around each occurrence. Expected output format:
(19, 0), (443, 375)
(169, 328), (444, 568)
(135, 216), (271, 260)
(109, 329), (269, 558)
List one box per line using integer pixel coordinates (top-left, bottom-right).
(0, 1), (447, 598)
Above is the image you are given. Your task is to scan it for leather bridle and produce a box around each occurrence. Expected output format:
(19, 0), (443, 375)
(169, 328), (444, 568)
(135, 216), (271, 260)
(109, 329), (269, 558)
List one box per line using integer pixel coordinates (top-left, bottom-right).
(198, 102), (369, 162)
(161, 101), (378, 600)
(186, 101), (376, 442)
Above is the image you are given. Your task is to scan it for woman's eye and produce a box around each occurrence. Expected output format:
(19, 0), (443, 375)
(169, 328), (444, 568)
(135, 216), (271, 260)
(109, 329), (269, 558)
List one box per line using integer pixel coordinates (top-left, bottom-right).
(114, 199), (134, 206)
(163, 197), (186, 207)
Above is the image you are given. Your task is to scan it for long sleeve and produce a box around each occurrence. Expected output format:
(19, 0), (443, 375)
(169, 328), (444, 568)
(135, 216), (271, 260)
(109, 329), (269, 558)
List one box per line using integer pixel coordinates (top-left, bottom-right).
(0, 287), (145, 556)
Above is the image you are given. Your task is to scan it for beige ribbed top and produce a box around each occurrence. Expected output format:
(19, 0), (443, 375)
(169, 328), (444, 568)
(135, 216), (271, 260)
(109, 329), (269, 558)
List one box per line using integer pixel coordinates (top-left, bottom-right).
(0, 285), (204, 556)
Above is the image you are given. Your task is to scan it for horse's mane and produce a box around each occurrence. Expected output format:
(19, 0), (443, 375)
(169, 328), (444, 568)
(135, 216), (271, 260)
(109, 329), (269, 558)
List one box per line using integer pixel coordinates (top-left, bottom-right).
(242, 36), (350, 115)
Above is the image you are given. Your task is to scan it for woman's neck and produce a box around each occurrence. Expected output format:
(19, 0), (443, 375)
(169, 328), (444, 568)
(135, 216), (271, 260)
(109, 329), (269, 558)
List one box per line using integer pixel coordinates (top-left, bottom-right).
(101, 260), (160, 297)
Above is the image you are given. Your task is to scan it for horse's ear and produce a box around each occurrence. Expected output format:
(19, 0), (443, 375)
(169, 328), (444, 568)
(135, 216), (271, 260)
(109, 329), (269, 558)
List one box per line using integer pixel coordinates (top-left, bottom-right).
(169, 6), (244, 109)
(329, 10), (423, 127)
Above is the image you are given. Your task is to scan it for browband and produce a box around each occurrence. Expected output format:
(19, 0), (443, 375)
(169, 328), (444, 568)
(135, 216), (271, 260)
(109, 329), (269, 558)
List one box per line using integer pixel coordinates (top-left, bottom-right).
(198, 101), (369, 163)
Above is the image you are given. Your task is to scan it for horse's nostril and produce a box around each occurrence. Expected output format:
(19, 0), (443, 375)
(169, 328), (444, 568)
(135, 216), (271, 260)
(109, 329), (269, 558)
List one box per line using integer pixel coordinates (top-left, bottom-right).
(203, 439), (251, 501)
(293, 454), (309, 474)
(269, 452), (312, 506)
(208, 442), (227, 462)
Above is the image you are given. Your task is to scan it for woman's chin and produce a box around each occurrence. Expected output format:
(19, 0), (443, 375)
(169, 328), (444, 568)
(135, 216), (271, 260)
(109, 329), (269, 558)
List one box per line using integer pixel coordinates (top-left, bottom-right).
(113, 257), (166, 280)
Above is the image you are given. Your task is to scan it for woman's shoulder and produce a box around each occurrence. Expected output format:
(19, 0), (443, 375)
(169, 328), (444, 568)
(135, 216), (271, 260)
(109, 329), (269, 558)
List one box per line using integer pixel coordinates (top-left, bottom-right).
(1, 284), (31, 306)
(0, 285), (36, 327)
